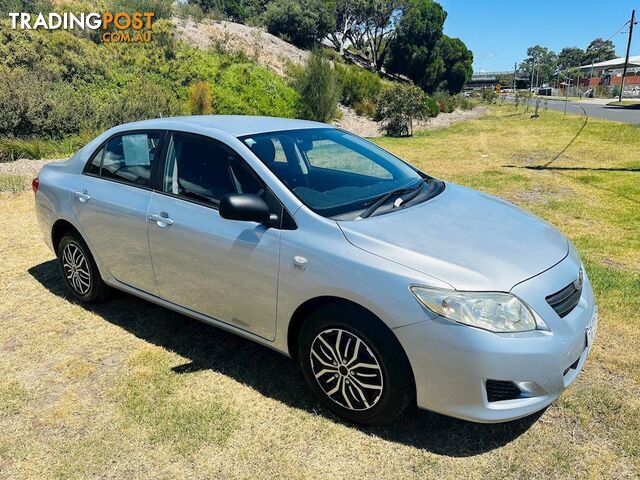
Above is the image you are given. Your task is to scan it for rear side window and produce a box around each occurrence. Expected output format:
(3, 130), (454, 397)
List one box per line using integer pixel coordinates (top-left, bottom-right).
(85, 147), (104, 175)
(87, 131), (163, 187)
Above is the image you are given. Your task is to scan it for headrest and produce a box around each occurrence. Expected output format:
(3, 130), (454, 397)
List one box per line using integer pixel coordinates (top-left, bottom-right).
(250, 138), (276, 164)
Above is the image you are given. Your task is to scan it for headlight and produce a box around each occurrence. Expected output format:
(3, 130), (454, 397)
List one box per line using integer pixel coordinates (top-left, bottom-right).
(410, 286), (537, 333)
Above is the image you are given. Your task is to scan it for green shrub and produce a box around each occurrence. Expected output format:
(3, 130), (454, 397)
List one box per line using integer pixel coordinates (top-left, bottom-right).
(424, 96), (440, 118)
(0, 21), (299, 145)
(0, 132), (95, 162)
(263, 0), (335, 49)
(295, 51), (340, 122)
(187, 81), (214, 114)
(216, 63), (298, 117)
(0, 0), (52, 15)
(481, 88), (498, 103)
(375, 84), (429, 137)
(107, 0), (174, 20)
(0, 138), (48, 162)
(174, 2), (206, 22)
(112, 78), (183, 124)
(353, 99), (377, 118)
(455, 94), (474, 110)
(434, 91), (456, 113)
(335, 64), (383, 113)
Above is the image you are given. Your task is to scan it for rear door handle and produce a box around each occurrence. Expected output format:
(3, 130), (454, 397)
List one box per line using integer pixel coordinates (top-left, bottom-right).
(149, 212), (174, 227)
(74, 190), (91, 202)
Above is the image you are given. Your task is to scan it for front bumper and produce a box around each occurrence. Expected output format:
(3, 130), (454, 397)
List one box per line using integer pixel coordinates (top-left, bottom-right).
(394, 254), (597, 423)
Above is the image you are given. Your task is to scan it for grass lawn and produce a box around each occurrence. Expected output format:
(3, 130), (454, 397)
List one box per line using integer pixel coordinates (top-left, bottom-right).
(1, 107), (639, 478)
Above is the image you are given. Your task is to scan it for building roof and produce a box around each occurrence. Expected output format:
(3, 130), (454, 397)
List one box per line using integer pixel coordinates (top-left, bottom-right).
(116, 115), (330, 137)
(579, 55), (640, 71)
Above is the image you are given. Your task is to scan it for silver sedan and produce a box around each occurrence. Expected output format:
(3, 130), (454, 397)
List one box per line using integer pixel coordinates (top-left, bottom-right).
(33, 116), (597, 425)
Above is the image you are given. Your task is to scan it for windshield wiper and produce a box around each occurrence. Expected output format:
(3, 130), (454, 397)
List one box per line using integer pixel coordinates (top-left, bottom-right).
(356, 179), (427, 220)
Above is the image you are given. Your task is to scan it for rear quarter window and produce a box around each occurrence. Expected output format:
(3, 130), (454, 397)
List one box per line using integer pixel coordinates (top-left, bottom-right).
(84, 131), (164, 188)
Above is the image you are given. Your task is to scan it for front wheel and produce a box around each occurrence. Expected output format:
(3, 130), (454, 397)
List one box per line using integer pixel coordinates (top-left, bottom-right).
(57, 232), (109, 303)
(298, 304), (414, 425)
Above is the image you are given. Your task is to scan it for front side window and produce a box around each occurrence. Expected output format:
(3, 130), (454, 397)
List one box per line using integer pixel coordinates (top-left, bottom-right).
(242, 128), (431, 218)
(163, 133), (264, 206)
(97, 132), (163, 187)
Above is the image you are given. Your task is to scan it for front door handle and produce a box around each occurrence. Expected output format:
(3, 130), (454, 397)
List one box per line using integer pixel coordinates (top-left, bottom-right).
(149, 212), (174, 228)
(74, 190), (91, 202)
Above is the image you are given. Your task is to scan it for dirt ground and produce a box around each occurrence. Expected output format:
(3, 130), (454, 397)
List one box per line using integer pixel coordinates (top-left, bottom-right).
(175, 18), (309, 77)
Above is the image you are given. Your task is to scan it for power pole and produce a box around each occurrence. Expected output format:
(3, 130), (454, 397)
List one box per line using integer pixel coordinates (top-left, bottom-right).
(619, 9), (636, 102)
(530, 60), (535, 93)
(513, 62), (517, 92)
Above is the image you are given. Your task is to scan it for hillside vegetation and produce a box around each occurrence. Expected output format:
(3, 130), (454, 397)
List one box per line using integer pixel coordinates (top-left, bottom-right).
(0, 18), (297, 157)
(0, 0), (477, 160)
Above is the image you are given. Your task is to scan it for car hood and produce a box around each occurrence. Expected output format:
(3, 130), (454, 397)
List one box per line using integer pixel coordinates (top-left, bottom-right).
(337, 183), (568, 291)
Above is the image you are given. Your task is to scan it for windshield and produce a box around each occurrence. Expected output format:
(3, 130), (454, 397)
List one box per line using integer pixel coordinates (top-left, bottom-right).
(240, 128), (426, 217)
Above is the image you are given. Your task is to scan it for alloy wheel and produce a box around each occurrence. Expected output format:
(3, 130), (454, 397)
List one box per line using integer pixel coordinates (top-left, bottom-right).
(309, 328), (384, 411)
(62, 243), (91, 295)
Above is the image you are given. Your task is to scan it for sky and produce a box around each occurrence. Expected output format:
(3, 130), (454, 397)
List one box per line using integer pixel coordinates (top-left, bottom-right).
(438, 0), (639, 72)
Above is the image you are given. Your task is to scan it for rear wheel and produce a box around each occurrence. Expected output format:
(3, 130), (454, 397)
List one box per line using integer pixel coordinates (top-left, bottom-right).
(57, 232), (109, 303)
(298, 303), (414, 425)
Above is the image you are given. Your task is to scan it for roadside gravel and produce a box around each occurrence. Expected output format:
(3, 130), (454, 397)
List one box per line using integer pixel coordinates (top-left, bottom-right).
(336, 106), (490, 137)
(0, 158), (59, 178)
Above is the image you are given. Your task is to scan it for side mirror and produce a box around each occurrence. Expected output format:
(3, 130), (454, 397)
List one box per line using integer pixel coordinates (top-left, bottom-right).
(219, 193), (272, 224)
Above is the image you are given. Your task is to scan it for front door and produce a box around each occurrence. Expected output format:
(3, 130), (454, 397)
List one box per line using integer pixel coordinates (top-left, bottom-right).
(147, 132), (280, 340)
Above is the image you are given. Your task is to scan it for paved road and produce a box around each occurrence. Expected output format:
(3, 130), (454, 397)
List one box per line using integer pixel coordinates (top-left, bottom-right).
(543, 99), (640, 124)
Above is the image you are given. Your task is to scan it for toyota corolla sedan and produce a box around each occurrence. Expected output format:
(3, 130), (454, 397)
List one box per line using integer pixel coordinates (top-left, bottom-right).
(33, 116), (597, 425)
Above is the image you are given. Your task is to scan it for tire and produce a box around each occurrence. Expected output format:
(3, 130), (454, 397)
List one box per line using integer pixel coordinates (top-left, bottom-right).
(57, 232), (110, 303)
(298, 303), (414, 425)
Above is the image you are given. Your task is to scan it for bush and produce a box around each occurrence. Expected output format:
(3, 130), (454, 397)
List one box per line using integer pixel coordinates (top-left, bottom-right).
(375, 84), (429, 137)
(0, 132), (95, 162)
(424, 96), (440, 118)
(0, 67), (98, 137)
(434, 91), (456, 113)
(611, 85), (621, 98)
(193, 0), (267, 22)
(187, 81), (214, 114)
(111, 78), (183, 124)
(175, 2), (206, 22)
(335, 64), (383, 112)
(263, 0), (335, 49)
(0, 22), (300, 146)
(216, 63), (298, 117)
(295, 51), (340, 122)
(0, 0), (52, 15)
(107, 0), (174, 20)
(353, 99), (377, 117)
(481, 88), (498, 103)
(455, 94), (474, 110)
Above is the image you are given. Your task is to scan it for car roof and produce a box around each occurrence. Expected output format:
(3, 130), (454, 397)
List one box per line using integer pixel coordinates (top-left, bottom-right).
(115, 115), (332, 137)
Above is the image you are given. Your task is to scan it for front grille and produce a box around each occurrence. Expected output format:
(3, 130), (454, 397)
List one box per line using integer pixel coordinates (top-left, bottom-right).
(486, 379), (521, 402)
(546, 281), (582, 318)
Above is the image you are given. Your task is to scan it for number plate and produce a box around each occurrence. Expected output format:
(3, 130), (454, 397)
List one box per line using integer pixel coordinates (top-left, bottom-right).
(586, 307), (598, 347)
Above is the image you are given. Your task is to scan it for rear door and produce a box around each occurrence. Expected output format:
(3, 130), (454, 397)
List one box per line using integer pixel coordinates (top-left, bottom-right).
(147, 132), (281, 340)
(72, 130), (165, 294)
